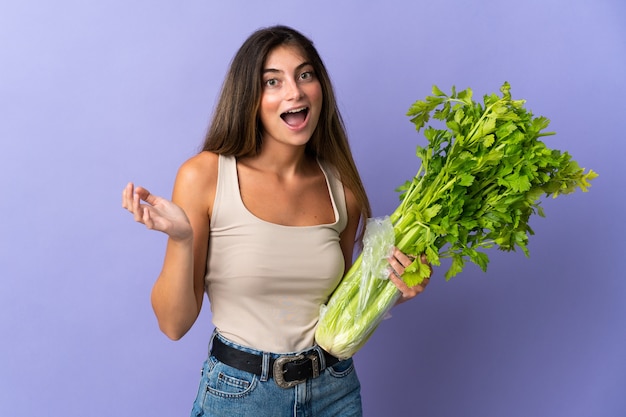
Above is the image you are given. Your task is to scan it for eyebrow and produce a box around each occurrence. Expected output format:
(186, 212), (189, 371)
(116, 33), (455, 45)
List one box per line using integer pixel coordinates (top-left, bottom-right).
(262, 61), (313, 75)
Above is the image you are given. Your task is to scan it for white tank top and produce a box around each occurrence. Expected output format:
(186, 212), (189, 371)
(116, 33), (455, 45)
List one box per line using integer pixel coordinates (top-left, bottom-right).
(205, 154), (348, 353)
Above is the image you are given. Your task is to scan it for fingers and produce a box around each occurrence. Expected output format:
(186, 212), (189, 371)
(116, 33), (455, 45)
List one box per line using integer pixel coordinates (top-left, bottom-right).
(391, 274), (430, 305)
(386, 248), (411, 283)
(390, 247), (413, 269)
(387, 247), (432, 305)
(134, 185), (156, 205)
(121, 182), (134, 211)
(132, 188), (144, 222)
(142, 203), (155, 229)
(389, 272), (429, 294)
(122, 182), (155, 225)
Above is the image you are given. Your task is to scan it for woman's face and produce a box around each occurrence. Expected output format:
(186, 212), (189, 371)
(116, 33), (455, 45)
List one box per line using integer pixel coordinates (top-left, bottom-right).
(258, 44), (323, 149)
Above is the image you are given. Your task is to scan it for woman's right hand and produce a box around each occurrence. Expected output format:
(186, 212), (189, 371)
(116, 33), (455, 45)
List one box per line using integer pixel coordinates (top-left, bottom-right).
(122, 182), (193, 242)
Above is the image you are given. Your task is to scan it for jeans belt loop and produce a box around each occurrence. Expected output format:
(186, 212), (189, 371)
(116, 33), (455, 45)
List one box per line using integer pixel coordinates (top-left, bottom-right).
(208, 330), (218, 357)
(313, 345), (327, 370)
(260, 352), (270, 382)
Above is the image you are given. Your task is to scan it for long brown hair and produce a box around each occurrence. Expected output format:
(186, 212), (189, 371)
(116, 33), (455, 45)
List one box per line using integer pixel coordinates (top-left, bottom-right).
(202, 25), (371, 239)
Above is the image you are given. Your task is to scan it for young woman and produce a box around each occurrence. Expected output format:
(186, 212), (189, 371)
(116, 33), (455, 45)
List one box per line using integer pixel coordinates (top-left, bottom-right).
(122, 25), (430, 417)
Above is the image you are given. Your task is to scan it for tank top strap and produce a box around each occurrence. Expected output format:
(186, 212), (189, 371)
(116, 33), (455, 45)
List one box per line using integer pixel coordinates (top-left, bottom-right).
(211, 154), (243, 229)
(317, 158), (347, 233)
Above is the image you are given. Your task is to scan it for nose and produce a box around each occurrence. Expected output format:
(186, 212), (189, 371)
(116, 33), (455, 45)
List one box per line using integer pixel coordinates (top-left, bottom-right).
(284, 79), (303, 100)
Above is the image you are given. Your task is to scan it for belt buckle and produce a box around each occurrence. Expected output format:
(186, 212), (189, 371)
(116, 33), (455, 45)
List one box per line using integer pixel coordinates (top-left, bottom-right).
(273, 353), (319, 389)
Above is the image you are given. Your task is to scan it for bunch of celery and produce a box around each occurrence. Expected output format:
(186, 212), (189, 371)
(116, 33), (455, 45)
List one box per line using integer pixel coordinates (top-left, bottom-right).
(315, 82), (597, 359)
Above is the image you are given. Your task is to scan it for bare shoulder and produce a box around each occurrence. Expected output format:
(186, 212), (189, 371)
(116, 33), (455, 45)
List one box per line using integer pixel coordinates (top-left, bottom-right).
(173, 151), (220, 215)
(177, 151), (219, 184)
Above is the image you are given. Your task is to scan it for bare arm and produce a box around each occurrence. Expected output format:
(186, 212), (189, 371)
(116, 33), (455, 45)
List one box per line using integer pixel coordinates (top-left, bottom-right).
(122, 152), (217, 340)
(339, 186), (362, 273)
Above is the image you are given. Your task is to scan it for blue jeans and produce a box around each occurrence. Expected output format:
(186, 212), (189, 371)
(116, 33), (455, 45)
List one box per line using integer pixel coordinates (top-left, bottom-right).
(190, 332), (362, 417)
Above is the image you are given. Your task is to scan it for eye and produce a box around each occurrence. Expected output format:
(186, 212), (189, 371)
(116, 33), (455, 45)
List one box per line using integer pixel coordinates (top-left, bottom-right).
(264, 78), (279, 88)
(299, 71), (315, 81)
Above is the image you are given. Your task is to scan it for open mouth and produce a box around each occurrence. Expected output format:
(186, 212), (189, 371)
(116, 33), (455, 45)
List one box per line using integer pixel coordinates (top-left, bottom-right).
(280, 107), (309, 127)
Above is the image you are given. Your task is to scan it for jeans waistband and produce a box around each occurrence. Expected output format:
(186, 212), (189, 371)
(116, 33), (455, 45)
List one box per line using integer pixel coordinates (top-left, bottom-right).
(209, 330), (340, 388)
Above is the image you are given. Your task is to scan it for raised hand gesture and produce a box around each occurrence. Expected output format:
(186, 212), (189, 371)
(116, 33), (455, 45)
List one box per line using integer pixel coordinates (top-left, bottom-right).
(122, 182), (193, 242)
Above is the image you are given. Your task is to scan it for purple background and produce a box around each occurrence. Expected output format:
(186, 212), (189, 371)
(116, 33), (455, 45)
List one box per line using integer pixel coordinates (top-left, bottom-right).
(1, 1), (624, 416)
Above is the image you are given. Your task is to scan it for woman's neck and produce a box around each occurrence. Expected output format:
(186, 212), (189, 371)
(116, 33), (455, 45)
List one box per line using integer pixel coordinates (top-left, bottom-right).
(243, 143), (316, 178)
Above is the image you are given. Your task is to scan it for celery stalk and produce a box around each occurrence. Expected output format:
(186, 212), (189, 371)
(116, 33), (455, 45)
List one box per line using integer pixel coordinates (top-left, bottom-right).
(315, 82), (597, 359)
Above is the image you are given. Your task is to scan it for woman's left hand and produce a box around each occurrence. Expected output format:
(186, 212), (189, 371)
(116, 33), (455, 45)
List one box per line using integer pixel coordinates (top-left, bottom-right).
(387, 248), (432, 305)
